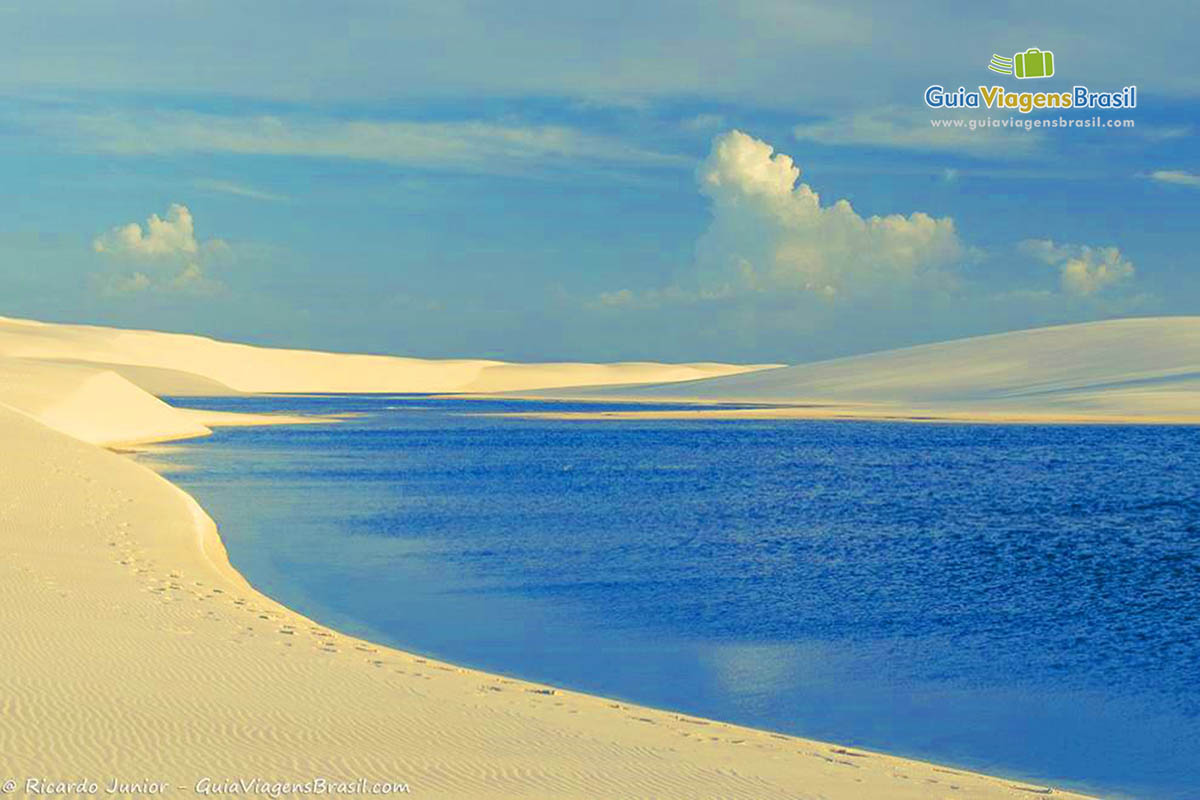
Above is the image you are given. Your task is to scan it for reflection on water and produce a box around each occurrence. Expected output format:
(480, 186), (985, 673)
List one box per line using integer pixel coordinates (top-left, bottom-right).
(702, 642), (815, 699)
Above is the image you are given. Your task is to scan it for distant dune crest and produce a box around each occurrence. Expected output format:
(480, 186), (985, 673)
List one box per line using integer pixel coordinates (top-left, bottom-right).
(0, 315), (771, 395)
(1, 315), (1197, 445)
(550, 317), (1200, 423)
(0, 315), (771, 444)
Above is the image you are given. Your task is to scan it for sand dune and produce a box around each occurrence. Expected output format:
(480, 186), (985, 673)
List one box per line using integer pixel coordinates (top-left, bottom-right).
(0, 316), (773, 395)
(0, 359), (325, 447)
(0, 358), (213, 446)
(41, 358), (245, 396)
(0, 351), (1093, 799)
(528, 317), (1200, 423)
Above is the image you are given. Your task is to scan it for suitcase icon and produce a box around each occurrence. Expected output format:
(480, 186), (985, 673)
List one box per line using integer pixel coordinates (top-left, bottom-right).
(1014, 48), (1054, 79)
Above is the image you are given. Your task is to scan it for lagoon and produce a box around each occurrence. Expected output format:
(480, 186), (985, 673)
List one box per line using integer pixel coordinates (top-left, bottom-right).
(160, 395), (1200, 799)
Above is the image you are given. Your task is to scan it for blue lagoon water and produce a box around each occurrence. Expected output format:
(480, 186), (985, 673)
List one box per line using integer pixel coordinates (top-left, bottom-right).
(158, 395), (1200, 799)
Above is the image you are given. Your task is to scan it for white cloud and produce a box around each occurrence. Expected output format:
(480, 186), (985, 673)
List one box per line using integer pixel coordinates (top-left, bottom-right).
(194, 178), (288, 202)
(793, 107), (1043, 158)
(55, 112), (685, 175)
(1140, 126), (1193, 143)
(104, 272), (152, 295)
(92, 204), (226, 296)
(597, 132), (1143, 347)
(1020, 239), (1135, 296)
(682, 113), (727, 131)
(597, 289), (636, 307)
(1148, 169), (1200, 187)
(689, 130), (964, 299)
(2, 3), (1195, 114)
(92, 203), (199, 259)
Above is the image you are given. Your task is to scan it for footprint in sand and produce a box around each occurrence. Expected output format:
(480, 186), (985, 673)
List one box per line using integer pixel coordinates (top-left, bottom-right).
(830, 747), (869, 759)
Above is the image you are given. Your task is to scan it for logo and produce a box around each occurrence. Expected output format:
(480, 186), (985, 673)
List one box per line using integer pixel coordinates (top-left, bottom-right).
(923, 46), (1136, 114)
(989, 48), (1055, 79)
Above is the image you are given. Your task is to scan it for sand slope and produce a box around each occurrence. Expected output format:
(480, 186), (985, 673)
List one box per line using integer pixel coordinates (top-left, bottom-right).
(533, 317), (1200, 422)
(0, 359), (329, 447)
(0, 359), (213, 446)
(0, 316), (773, 395)
(0, 383), (1093, 798)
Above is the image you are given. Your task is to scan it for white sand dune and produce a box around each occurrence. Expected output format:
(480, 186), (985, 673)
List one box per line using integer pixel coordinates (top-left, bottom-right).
(0, 316), (1103, 797)
(528, 317), (1200, 423)
(0, 313), (769, 446)
(0, 358), (324, 447)
(0, 358), (213, 445)
(0, 315), (774, 395)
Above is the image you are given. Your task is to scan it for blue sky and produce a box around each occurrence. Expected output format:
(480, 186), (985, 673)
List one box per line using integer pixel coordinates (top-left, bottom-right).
(1, 1), (1197, 362)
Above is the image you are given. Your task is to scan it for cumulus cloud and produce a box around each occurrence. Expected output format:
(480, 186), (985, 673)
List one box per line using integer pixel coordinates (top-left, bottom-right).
(92, 204), (226, 296)
(689, 130), (964, 299)
(1020, 239), (1135, 296)
(1148, 169), (1200, 188)
(593, 132), (1144, 358)
(93, 203), (199, 258)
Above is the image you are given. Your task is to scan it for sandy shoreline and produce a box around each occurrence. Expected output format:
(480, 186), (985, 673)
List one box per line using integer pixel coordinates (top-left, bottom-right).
(0, 403), (1100, 799)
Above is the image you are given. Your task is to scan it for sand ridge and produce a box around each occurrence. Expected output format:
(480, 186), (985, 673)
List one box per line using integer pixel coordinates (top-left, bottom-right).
(0, 316), (776, 396)
(521, 317), (1200, 424)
